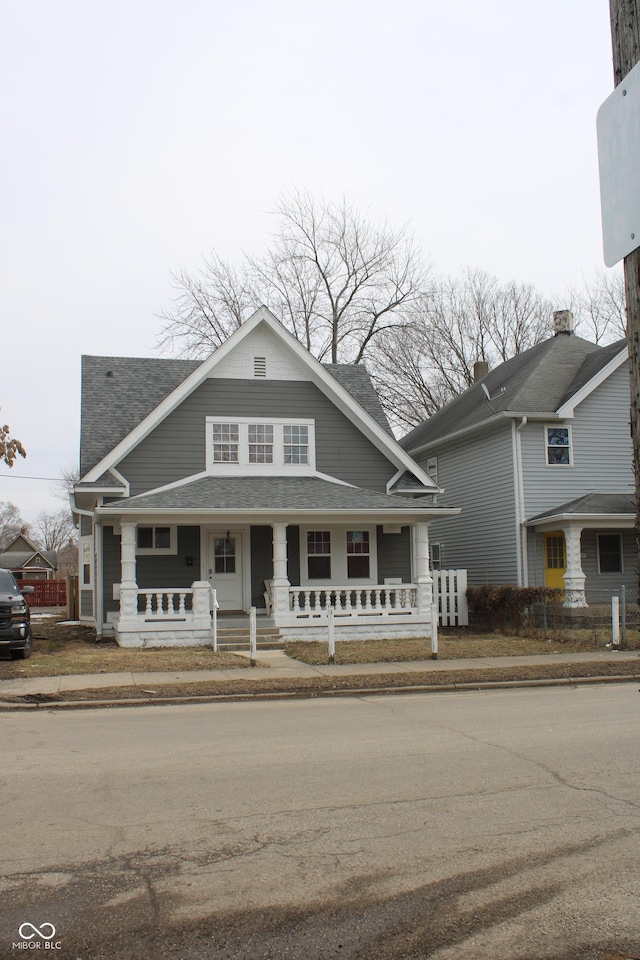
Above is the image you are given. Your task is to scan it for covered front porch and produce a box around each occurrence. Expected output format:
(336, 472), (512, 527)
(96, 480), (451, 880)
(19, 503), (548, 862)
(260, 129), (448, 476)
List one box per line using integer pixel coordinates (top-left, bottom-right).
(99, 518), (440, 647)
(525, 493), (636, 607)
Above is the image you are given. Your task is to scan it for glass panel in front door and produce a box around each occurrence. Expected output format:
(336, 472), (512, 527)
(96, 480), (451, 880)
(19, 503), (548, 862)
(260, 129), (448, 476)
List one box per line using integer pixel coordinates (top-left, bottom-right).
(214, 537), (236, 573)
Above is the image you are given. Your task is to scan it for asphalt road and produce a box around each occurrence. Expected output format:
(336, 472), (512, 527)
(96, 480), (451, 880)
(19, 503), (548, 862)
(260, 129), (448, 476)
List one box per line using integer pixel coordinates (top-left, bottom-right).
(1, 685), (639, 960)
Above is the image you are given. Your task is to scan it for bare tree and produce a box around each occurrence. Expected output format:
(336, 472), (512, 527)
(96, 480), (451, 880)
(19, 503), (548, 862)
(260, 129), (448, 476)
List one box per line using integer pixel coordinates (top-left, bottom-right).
(51, 465), (80, 504)
(569, 269), (626, 343)
(372, 269), (554, 431)
(158, 191), (429, 363)
(33, 509), (77, 553)
(0, 502), (26, 551)
(0, 408), (26, 468)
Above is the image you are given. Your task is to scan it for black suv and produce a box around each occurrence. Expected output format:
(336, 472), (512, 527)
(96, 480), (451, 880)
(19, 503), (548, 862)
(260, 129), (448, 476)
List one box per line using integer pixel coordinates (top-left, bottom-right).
(0, 568), (34, 659)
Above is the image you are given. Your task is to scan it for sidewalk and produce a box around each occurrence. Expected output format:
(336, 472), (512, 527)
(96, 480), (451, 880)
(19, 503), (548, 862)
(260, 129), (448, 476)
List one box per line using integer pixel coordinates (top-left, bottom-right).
(1, 649), (638, 702)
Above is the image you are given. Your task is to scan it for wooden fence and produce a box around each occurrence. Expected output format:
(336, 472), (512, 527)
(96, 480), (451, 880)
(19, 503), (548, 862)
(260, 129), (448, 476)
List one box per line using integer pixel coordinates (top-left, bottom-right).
(21, 579), (67, 607)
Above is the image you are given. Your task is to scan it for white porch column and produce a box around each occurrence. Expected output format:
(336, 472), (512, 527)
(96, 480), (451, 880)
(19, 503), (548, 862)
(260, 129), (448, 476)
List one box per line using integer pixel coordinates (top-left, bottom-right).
(563, 525), (587, 608)
(118, 521), (139, 622)
(413, 521), (433, 616)
(271, 522), (290, 617)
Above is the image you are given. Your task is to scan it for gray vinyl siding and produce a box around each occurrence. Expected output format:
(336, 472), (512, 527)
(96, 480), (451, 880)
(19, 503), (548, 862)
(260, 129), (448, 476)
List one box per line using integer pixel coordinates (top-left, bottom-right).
(117, 379), (396, 496)
(377, 526), (412, 582)
(102, 525), (201, 614)
(520, 365), (633, 518)
(80, 590), (93, 617)
(416, 423), (518, 584)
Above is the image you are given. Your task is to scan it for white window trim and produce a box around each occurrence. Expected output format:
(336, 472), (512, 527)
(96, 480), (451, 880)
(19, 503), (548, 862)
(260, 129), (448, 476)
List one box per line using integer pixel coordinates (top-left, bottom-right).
(300, 525), (378, 586)
(596, 532), (623, 574)
(136, 525), (178, 555)
(545, 424), (573, 467)
(206, 417), (316, 474)
(80, 537), (92, 585)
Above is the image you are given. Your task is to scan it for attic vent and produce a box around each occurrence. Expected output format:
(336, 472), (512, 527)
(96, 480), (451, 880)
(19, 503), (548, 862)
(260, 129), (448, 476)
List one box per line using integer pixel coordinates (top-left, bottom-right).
(253, 357), (267, 378)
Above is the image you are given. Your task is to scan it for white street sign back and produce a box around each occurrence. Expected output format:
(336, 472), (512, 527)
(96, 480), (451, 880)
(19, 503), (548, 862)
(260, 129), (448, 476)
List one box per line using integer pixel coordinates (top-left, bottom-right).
(597, 58), (640, 267)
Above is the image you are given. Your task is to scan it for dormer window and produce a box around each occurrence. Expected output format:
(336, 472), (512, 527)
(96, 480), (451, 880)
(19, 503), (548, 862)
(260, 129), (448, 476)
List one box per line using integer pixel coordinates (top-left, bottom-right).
(206, 417), (315, 473)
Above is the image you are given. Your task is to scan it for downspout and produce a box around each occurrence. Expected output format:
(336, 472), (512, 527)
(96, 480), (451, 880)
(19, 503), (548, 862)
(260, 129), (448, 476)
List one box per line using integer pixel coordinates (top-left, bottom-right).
(512, 417), (528, 587)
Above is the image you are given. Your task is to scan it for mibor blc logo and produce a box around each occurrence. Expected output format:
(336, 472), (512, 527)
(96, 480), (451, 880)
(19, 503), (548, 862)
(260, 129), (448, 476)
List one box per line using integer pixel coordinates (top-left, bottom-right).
(13, 922), (62, 950)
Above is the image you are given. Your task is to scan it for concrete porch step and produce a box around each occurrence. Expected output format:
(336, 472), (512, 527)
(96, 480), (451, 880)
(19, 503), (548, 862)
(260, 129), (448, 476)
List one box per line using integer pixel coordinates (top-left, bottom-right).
(215, 622), (285, 651)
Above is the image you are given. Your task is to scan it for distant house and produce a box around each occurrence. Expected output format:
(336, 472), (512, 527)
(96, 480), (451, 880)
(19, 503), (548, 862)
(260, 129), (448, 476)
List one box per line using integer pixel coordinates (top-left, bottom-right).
(401, 312), (634, 606)
(0, 533), (57, 580)
(73, 307), (459, 647)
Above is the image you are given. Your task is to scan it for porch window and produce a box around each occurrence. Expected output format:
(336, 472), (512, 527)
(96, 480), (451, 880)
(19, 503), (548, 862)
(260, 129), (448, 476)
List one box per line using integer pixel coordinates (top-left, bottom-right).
(307, 531), (331, 579)
(212, 423), (239, 462)
(284, 425), (309, 464)
(597, 533), (623, 573)
(546, 426), (571, 466)
(347, 530), (370, 578)
(136, 525), (177, 555)
(248, 424), (273, 463)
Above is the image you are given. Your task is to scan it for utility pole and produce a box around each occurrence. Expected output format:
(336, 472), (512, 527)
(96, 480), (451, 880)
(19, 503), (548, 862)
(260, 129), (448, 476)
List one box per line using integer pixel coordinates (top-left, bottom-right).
(608, 1), (640, 591)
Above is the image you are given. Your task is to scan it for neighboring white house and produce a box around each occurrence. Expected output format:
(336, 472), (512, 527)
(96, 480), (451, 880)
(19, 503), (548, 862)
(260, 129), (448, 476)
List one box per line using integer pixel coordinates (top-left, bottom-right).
(73, 307), (459, 646)
(401, 312), (634, 607)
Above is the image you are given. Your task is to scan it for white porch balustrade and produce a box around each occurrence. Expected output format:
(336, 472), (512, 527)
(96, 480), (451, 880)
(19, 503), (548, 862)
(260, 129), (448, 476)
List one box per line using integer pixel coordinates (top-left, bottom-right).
(287, 584), (419, 622)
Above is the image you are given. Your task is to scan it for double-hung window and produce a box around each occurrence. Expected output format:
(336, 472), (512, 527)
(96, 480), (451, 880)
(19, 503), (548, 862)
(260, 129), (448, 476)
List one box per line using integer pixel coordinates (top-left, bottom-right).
(307, 531), (331, 579)
(212, 423), (239, 463)
(207, 418), (314, 472)
(136, 525), (177, 555)
(597, 533), (623, 573)
(546, 426), (572, 466)
(347, 530), (370, 578)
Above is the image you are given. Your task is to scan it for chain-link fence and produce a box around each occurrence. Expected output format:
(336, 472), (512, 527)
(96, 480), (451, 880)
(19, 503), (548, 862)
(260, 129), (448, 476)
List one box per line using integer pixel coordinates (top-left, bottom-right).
(532, 586), (639, 636)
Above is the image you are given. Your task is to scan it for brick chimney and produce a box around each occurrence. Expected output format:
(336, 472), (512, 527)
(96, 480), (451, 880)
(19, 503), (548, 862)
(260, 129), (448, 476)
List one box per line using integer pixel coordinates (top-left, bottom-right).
(474, 361), (489, 382)
(553, 310), (574, 336)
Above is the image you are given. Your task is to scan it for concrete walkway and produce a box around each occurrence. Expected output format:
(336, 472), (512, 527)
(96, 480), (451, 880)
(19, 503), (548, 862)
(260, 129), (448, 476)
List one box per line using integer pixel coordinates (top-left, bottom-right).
(1, 649), (638, 698)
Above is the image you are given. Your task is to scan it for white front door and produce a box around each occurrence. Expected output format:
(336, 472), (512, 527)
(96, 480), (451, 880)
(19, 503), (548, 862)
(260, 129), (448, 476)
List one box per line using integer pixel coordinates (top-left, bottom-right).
(207, 532), (244, 611)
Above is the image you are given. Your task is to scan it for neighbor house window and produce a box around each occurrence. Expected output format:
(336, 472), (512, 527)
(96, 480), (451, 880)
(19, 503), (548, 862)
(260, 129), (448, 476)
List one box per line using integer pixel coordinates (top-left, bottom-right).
(248, 424), (273, 463)
(426, 457), (438, 483)
(212, 423), (239, 462)
(307, 531), (331, 579)
(136, 525), (177, 555)
(546, 426), (572, 465)
(430, 543), (442, 571)
(597, 533), (623, 573)
(347, 530), (370, 578)
(284, 424), (309, 464)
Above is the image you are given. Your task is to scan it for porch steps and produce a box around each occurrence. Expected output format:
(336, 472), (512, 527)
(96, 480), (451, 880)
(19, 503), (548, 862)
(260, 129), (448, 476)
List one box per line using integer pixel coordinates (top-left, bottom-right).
(216, 619), (285, 651)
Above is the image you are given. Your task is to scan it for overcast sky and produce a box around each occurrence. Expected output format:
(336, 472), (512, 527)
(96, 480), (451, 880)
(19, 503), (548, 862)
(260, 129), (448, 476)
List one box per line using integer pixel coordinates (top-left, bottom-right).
(0, 0), (617, 526)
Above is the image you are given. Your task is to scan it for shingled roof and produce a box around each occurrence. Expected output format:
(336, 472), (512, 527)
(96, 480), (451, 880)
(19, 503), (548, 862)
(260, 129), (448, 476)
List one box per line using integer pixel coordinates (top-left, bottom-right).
(80, 355), (392, 477)
(401, 333), (627, 453)
(97, 475), (449, 515)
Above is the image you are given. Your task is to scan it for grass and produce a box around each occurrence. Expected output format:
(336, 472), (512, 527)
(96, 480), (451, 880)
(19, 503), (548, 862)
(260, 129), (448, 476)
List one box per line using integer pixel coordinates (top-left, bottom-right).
(0, 616), (636, 681)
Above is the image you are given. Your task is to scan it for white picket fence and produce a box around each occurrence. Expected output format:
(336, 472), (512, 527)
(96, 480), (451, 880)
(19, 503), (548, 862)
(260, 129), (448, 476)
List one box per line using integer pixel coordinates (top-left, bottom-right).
(434, 569), (468, 626)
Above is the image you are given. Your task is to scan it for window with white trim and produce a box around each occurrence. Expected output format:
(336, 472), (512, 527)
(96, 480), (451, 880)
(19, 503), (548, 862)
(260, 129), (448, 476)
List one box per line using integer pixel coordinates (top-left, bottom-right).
(136, 525), (177, 555)
(546, 426), (572, 466)
(347, 530), (370, 578)
(426, 457), (438, 483)
(597, 533), (623, 573)
(430, 543), (442, 571)
(212, 423), (239, 462)
(206, 418), (315, 473)
(307, 531), (331, 579)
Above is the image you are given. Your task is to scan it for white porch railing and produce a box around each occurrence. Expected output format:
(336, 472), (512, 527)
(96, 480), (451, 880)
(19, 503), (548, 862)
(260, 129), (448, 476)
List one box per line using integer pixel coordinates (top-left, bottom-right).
(138, 588), (194, 619)
(288, 584), (419, 622)
(115, 580), (213, 647)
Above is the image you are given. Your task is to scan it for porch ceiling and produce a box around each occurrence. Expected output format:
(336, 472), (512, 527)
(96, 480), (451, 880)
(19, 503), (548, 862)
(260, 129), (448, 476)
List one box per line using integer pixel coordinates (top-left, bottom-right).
(95, 474), (458, 522)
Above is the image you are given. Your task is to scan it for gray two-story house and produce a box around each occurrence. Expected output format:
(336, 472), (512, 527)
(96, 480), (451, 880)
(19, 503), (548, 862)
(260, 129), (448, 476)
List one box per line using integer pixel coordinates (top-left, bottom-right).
(73, 307), (458, 646)
(401, 311), (634, 606)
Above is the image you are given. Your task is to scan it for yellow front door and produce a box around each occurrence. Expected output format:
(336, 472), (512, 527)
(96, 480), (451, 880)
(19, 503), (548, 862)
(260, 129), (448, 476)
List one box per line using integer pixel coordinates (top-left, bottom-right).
(544, 532), (566, 589)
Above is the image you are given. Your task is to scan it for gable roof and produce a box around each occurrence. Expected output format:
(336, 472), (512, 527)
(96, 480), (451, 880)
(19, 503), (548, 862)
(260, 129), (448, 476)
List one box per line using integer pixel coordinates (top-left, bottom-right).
(402, 333), (627, 454)
(80, 307), (432, 489)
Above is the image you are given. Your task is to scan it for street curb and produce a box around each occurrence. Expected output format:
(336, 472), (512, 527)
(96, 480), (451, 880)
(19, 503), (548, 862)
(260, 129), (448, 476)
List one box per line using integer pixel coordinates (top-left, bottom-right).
(0, 672), (638, 710)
